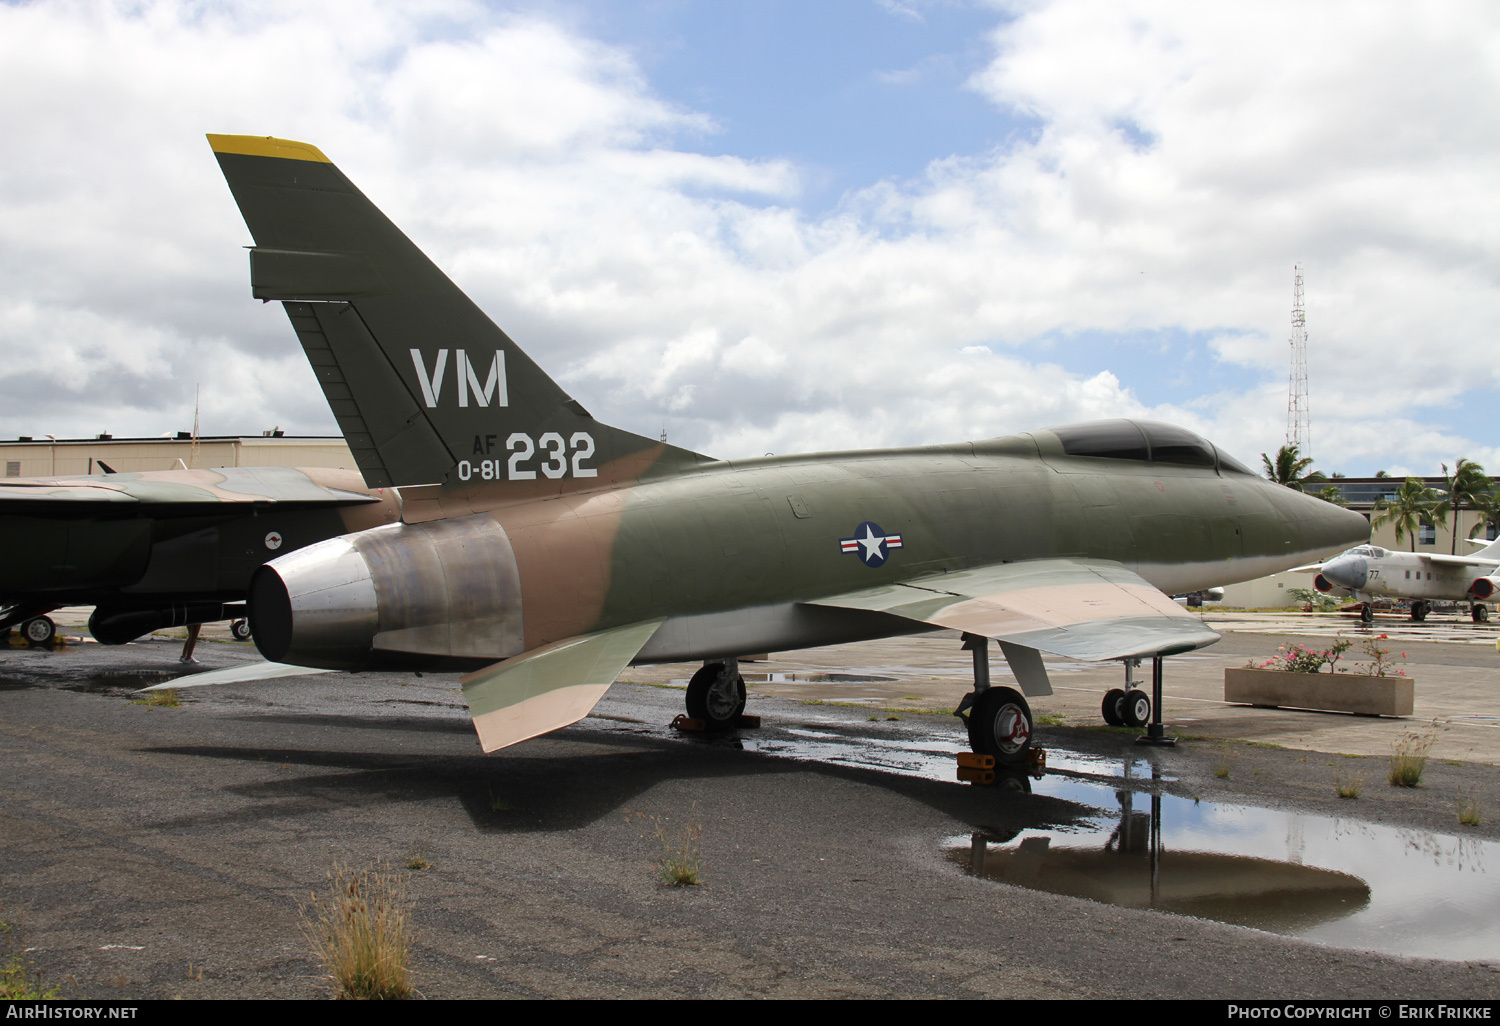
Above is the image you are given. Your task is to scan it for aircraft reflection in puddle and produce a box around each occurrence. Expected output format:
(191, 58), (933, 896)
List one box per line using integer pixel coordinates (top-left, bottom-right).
(952, 780), (1500, 961)
(953, 789), (1370, 933)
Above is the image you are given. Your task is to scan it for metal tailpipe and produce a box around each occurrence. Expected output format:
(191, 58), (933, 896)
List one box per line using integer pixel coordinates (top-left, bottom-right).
(248, 513), (525, 671)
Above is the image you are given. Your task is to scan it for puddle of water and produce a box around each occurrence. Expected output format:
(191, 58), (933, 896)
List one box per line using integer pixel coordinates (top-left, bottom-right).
(949, 787), (1500, 962)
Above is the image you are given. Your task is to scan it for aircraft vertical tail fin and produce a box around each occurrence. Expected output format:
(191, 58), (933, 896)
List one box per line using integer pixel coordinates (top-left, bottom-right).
(208, 134), (708, 490)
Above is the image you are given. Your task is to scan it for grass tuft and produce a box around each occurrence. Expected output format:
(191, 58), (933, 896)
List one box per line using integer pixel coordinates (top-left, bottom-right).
(1459, 787), (1483, 827)
(629, 806), (703, 886)
(131, 689), (180, 708)
(487, 786), (511, 813)
(302, 862), (415, 1000)
(1214, 757), (1232, 779)
(1389, 725), (1440, 788)
(1335, 769), (1364, 799)
(0, 918), (61, 999)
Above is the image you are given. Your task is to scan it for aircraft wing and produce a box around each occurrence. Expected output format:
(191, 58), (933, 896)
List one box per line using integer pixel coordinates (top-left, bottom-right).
(460, 619), (666, 753)
(805, 558), (1219, 662)
(0, 467), (381, 516)
(1420, 554), (1500, 568)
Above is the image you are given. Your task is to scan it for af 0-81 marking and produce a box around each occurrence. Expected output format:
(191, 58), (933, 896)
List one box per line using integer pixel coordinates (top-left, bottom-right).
(410, 348), (507, 408)
(457, 432), (597, 481)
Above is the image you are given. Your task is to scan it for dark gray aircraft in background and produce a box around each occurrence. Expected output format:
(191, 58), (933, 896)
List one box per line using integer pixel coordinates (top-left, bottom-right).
(194, 134), (1369, 765)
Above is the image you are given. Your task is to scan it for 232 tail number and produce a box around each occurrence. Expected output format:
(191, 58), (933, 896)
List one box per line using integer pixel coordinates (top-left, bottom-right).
(457, 432), (596, 482)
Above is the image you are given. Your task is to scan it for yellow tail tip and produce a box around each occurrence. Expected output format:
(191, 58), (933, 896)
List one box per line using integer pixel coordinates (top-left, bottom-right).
(206, 134), (330, 163)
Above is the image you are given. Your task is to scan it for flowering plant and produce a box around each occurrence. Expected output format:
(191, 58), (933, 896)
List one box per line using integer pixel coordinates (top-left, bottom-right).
(1249, 635), (1408, 676)
(1254, 639), (1352, 673)
(1356, 634), (1408, 677)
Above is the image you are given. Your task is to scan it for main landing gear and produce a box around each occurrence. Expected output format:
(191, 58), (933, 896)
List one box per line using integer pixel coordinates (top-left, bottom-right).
(1360, 602), (1374, 624)
(1473, 604), (1491, 624)
(955, 633), (1035, 767)
(684, 659), (747, 730)
(1410, 601), (1429, 623)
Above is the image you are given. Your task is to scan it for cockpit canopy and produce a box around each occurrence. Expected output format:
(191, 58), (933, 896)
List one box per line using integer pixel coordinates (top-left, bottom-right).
(1341, 545), (1391, 559)
(1049, 419), (1256, 475)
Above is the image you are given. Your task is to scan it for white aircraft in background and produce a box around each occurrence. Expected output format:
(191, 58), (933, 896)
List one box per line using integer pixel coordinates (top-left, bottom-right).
(1295, 538), (1500, 623)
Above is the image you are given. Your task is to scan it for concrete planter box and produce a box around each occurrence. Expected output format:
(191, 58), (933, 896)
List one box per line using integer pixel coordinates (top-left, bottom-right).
(1224, 668), (1414, 717)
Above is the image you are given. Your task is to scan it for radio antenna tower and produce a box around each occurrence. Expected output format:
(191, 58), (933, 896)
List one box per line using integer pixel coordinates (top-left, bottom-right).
(1286, 263), (1310, 454)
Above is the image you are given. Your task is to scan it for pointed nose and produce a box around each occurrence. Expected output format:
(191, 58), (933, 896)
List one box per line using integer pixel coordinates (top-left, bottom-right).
(1321, 555), (1368, 591)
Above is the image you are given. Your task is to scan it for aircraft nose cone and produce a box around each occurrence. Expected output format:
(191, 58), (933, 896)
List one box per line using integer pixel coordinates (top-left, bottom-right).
(1321, 556), (1368, 591)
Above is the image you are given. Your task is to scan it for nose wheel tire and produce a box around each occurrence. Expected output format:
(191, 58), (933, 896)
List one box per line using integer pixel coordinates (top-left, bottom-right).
(1102, 688), (1126, 726)
(22, 616), (56, 646)
(1360, 603), (1374, 624)
(968, 687), (1033, 767)
(1120, 689), (1151, 728)
(686, 662), (747, 730)
(230, 619), (252, 641)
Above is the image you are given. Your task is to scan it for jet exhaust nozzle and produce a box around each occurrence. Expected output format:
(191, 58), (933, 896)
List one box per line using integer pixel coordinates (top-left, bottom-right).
(1471, 577), (1498, 601)
(248, 514), (525, 671)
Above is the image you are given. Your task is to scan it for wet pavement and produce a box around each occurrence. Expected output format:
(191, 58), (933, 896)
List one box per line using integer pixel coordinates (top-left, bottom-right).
(3, 617), (1500, 997)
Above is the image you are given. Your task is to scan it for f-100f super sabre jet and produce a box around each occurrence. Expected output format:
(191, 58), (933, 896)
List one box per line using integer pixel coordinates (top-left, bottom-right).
(202, 134), (1369, 765)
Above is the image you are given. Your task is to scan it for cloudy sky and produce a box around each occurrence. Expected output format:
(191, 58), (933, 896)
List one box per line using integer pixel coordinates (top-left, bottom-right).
(2, 0), (1497, 477)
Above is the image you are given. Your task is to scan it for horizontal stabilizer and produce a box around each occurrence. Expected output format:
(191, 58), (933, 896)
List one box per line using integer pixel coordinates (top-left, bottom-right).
(138, 661), (334, 691)
(807, 558), (1219, 662)
(461, 619), (665, 753)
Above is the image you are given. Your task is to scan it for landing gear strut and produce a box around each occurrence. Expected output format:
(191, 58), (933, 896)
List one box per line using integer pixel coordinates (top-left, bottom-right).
(1134, 655), (1176, 748)
(956, 633), (1034, 767)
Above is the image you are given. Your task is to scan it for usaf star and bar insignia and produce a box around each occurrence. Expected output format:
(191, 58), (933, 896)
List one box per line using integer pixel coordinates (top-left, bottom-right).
(839, 521), (904, 568)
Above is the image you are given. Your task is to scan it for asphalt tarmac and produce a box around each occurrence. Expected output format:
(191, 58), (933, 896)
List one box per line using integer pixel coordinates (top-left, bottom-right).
(2, 618), (1500, 1000)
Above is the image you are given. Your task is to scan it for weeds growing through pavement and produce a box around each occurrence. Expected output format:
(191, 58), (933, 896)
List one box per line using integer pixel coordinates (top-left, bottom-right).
(302, 862), (415, 1000)
(487, 785), (511, 812)
(1336, 769), (1364, 799)
(1459, 787), (1483, 827)
(1389, 723), (1441, 788)
(627, 806), (703, 886)
(1214, 756), (1232, 779)
(0, 917), (61, 999)
(131, 688), (180, 708)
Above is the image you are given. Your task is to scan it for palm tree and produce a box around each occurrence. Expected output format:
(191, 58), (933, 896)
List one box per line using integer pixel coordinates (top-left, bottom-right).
(1372, 478), (1445, 552)
(1260, 444), (1323, 491)
(1436, 459), (1493, 554)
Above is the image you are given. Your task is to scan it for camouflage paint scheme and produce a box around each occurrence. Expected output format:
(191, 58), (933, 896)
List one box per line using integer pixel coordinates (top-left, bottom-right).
(209, 135), (1370, 754)
(0, 465), (399, 641)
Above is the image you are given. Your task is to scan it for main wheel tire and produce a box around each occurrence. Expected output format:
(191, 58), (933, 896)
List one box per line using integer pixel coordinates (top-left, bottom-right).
(1121, 689), (1151, 728)
(1411, 602), (1428, 623)
(1102, 688), (1126, 726)
(22, 616), (56, 646)
(968, 687), (1033, 767)
(1361, 603), (1374, 624)
(685, 662), (746, 730)
(230, 619), (252, 641)
(1474, 605), (1490, 623)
